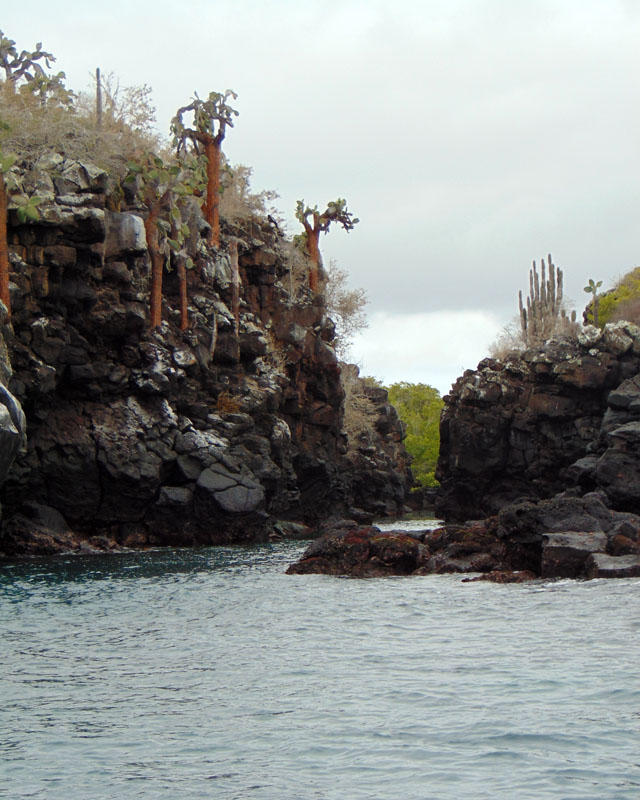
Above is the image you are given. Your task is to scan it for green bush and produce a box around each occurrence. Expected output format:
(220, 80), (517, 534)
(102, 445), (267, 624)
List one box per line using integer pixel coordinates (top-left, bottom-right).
(589, 267), (640, 327)
(387, 382), (443, 487)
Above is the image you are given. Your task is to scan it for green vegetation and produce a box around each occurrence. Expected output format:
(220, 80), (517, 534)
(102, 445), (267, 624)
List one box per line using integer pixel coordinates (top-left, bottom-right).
(386, 382), (443, 487)
(588, 268), (640, 327)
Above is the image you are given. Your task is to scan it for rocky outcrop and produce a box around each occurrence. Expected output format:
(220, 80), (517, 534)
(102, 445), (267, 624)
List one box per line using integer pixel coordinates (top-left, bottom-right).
(0, 158), (411, 558)
(436, 324), (640, 522)
(340, 364), (412, 518)
(418, 324), (640, 580)
(287, 490), (640, 580)
(286, 520), (430, 577)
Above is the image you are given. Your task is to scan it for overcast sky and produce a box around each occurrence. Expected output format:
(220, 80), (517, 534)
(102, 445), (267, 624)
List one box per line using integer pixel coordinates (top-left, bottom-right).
(4, 1), (639, 393)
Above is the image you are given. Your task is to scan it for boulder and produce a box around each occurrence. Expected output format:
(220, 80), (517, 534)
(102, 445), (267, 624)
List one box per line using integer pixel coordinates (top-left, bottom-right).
(287, 524), (429, 577)
(104, 211), (146, 259)
(541, 531), (607, 578)
(586, 553), (640, 579)
(196, 464), (264, 514)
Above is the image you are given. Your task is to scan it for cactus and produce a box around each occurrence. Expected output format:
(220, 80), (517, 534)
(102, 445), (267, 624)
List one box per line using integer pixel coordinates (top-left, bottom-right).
(171, 90), (238, 248)
(295, 198), (358, 292)
(584, 278), (603, 326)
(518, 254), (566, 345)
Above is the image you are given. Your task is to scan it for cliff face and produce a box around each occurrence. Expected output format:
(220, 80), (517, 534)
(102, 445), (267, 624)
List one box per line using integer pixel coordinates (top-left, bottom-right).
(0, 308), (26, 492)
(0, 158), (410, 557)
(436, 322), (640, 522)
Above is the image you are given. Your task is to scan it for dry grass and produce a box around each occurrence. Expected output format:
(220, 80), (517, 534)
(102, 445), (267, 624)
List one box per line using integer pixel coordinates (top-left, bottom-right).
(0, 79), (163, 178)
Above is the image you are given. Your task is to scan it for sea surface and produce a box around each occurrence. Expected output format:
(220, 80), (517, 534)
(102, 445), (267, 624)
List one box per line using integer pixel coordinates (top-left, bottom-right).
(1, 518), (640, 800)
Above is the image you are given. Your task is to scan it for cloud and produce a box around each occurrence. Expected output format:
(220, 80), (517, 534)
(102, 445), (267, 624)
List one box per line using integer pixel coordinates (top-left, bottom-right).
(349, 309), (503, 394)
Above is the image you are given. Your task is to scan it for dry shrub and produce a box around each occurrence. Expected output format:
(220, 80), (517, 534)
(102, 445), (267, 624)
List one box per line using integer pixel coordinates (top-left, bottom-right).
(281, 239), (310, 300)
(0, 75), (162, 177)
(324, 259), (368, 358)
(489, 319), (525, 360)
(219, 163), (279, 223)
(340, 363), (377, 447)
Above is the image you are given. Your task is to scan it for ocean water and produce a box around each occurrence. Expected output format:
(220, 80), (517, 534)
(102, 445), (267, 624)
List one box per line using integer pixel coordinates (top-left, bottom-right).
(1, 521), (640, 800)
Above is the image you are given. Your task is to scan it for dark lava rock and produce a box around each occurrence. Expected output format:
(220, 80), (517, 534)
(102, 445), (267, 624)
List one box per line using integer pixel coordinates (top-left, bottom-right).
(540, 531), (608, 578)
(286, 525), (429, 577)
(462, 570), (537, 583)
(435, 332), (640, 522)
(0, 171), (413, 559)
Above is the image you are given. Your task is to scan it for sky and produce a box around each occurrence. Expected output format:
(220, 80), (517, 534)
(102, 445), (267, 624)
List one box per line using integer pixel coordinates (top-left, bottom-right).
(3, 1), (639, 394)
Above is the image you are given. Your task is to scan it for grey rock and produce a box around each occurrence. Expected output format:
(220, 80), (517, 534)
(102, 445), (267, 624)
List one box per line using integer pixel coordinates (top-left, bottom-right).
(173, 349), (197, 368)
(0, 383), (27, 447)
(0, 406), (22, 484)
(197, 467), (237, 493)
(177, 455), (202, 481)
(22, 501), (70, 535)
(214, 483), (264, 513)
(38, 204), (105, 242)
(607, 421), (640, 444)
(157, 486), (194, 506)
(541, 531), (608, 578)
(104, 211), (146, 258)
(602, 322), (633, 355)
(272, 520), (314, 540)
(596, 450), (640, 506)
(586, 553), (640, 579)
(53, 160), (108, 195)
(607, 375), (640, 410)
(103, 261), (133, 283)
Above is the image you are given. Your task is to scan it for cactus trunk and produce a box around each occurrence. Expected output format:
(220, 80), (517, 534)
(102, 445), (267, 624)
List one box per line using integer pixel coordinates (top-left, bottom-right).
(0, 172), (11, 318)
(177, 258), (188, 331)
(307, 230), (321, 292)
(204, 138), (221, 248)
(144, 206), (163, 329)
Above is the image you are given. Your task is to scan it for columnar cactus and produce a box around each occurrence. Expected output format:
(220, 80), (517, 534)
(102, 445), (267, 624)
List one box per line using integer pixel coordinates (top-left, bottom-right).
(518, 254), (569, 345)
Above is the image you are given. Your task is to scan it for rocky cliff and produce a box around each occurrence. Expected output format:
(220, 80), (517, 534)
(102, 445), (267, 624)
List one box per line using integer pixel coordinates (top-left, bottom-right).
(289, 319), (640, 581)
(0, 307), (26, 498)
(436, 322), (640, 522)
(0, 157), (411, 558)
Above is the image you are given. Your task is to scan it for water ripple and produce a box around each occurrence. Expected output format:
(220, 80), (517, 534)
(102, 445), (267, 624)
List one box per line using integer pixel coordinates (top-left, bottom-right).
(1, 542), (639, 799)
